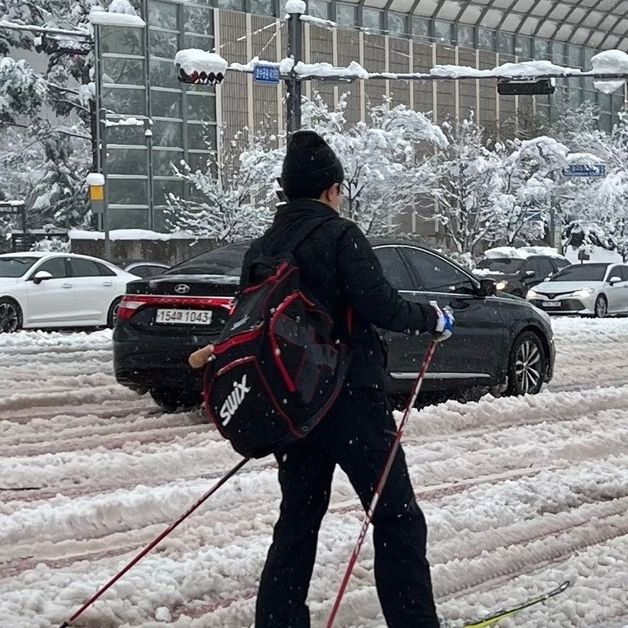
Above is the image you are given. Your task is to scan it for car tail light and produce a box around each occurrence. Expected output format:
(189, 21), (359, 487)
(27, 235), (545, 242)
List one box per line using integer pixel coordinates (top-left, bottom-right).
(117, 294), (234, 321)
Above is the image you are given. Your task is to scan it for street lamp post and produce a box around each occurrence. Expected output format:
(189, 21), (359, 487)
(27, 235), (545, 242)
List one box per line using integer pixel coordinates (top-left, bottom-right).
(286, 6), (304, 135)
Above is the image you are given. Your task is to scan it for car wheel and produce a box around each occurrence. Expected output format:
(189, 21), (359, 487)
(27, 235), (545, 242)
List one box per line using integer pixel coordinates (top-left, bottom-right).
(594, 295), (608, 318)
(150, 388), (201, 413)
(506, 331), (546, 396)
(0, 298), (22, 333)
(107, 297), (122, 328)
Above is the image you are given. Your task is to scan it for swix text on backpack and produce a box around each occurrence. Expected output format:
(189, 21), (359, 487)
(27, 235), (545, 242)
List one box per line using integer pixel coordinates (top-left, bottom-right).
(220, 375), (251, 426)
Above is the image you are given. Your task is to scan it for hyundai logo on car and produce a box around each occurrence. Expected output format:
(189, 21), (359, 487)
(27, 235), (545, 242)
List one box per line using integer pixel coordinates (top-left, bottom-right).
(174, 284), (190, 294)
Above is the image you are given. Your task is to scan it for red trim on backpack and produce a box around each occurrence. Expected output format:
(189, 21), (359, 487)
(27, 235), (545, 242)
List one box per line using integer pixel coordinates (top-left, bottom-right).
(242, 261), (291, 295)
(268, 292), (304, 394)
(213, 328), (263, 355)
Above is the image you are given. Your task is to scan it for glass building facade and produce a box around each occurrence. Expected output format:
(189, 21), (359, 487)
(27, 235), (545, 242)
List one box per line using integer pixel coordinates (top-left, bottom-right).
(99, 0), (217, 230)
(99, 0), (627, 231)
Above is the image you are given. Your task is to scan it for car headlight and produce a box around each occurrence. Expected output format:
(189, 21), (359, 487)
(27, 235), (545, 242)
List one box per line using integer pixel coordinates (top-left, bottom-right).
(570, 287), (594, 298)
(527, 289), (539, 299)
(495, 280), (508, 291)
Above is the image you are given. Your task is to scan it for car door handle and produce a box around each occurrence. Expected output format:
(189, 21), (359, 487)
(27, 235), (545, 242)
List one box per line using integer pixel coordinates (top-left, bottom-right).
(102, 281), (113, 287)
(62, 283), (72, 289)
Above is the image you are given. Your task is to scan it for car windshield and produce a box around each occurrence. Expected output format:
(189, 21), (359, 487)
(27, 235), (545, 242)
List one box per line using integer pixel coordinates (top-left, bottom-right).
(0, 256), (39, 277)
(549, 263), (609, 282)
(166, 243), (249, 276)
(476, 258), (524, 273)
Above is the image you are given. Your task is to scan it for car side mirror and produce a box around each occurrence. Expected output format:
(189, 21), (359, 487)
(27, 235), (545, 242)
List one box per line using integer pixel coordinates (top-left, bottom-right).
(525, 270), (535, 278)
(608, 276), (622, 286)
(476, 278), (497, 297)
(32, 270), (53, 284)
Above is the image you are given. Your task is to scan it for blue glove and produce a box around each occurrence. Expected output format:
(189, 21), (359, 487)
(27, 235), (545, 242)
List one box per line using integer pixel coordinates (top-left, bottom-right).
(430, 302), (454, 342)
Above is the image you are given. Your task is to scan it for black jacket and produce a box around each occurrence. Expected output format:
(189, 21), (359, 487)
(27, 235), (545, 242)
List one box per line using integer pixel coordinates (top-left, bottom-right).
(240, 199), (437, 388)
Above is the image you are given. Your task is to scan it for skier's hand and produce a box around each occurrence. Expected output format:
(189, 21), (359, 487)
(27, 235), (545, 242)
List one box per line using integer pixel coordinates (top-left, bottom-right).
(188, 344), (215, 369)
(430, 302), (454, 343)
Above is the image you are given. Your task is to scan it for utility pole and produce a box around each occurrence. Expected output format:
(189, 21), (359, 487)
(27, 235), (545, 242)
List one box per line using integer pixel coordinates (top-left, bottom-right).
(286, 5), (304, 136)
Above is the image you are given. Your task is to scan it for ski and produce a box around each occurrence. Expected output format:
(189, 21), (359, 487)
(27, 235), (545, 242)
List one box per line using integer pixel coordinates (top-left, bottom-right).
(460, 580), (571, 628)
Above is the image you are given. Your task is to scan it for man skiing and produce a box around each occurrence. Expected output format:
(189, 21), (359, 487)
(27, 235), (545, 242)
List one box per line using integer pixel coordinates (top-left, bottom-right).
(228, 130), (453, 628)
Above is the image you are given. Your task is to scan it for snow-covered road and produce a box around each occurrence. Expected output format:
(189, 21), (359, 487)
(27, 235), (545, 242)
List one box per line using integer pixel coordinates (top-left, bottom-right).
(1, 319), (627, 628)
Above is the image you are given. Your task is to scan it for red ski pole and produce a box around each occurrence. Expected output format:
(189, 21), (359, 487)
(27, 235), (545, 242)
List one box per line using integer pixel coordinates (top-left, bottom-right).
(326, 340), (438, 628)
(59, 456), (249, 628)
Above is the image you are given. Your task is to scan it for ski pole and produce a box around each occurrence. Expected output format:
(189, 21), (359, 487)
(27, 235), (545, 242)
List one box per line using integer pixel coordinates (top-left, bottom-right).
(59, 456), (250, 628)
(326, 340), (438, 628)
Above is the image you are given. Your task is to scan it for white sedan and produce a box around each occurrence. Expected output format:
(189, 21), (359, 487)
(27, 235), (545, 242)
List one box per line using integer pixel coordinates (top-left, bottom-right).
(0, 252), (139, 332)
(526, 261), (628, 317)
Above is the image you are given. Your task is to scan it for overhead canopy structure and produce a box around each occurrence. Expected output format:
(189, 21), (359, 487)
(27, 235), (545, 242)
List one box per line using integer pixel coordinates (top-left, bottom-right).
(353, 0), (628, 50)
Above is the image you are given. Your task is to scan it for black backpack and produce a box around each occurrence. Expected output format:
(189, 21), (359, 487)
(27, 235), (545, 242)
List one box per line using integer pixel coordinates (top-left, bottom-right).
(203, 218), (351, 458)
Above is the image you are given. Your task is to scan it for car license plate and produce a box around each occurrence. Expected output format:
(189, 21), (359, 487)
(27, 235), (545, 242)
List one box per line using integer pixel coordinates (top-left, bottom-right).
(155, 309), (213, 325)
(543, 301), (562, 308)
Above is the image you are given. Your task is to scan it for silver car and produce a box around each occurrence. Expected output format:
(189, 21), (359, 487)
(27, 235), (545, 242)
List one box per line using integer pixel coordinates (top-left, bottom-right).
(526, 262), (628, 317)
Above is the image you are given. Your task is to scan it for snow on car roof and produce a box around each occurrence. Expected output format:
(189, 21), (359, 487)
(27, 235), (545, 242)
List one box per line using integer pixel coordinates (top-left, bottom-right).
(483, 246), (566, 260)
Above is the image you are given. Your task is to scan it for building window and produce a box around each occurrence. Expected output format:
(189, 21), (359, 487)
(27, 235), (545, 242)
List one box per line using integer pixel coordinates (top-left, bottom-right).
(336, 3), (355, 27)
(184, 6), (214, 35)
(497, 31), (514, 54)
(387, 12), (406, 38)
(457, 24), (475, 48)
(433, 20), (452, 44)
(102, 57), (145, 86)
(149, 30), (178, 57)
(411, 16), (430, 41)
(218, 0), (244, 9)
(568, 44), (582, 68)
(249, 0), (275, 16)
(533, 38), (550, 59)
(308, 0), (329, 20)
(148, 1), (179, 30)
(477, 27), (495, 50)
(362, 7), (383, 32)
(100, 26), (144, 55)
(515, 35), (531, 58)
(150, 89), (182, 118)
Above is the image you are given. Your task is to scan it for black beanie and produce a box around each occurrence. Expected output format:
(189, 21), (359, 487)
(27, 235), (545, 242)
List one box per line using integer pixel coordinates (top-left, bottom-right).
(281, 130), (344, 201)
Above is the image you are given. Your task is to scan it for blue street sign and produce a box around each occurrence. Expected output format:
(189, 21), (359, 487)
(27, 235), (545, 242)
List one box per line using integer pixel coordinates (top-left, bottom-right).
(254, 64), (280, 85)
(562, 164), (607, 178)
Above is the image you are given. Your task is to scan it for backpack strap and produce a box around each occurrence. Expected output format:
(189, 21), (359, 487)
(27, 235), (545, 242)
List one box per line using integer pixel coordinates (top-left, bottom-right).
(286, 215), (337, 256)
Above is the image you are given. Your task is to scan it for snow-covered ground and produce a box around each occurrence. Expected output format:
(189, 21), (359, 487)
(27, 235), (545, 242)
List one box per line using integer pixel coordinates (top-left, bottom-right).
(0, 319), (627, 628)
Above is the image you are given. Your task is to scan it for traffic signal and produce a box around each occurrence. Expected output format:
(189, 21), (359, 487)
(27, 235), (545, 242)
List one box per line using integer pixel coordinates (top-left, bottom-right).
(177, 67), (225, 85)
(497, 78), (555, 96)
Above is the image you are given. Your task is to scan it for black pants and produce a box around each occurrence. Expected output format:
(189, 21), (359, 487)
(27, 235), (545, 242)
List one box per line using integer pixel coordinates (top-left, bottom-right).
(255, 387), (439, 628)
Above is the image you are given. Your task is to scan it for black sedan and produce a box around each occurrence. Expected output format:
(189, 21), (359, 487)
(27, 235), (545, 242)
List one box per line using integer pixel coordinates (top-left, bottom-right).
(113, 239), (555, 412)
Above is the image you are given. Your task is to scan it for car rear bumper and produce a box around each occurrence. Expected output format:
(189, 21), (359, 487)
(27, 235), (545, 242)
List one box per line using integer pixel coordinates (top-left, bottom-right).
(113, 323), (212, 393)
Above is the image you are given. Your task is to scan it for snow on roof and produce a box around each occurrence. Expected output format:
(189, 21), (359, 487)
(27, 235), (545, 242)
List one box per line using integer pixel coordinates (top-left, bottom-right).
(69, 229), (194, 241)
(0, 251), (48, 258)
(174, 49), (228, 76)
(85, 173), (105, 187)
(88, 9), (145, 28)
(300, 14), (337, 28)
(590, 50), (628, 94)
(431, 59), (581, 80)
(285, 0), (306, 13)
(280, 59), (369, 79)
(483, 246), (566, 260)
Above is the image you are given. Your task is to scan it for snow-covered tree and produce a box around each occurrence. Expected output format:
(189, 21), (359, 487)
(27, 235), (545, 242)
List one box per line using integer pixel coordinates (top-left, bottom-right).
(169, 94), (447, 241)
(430, 114), (504, 255)
(30, 135), (91, 228)
(303, 93), (447, 235)
(166, 127), (282, 244)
